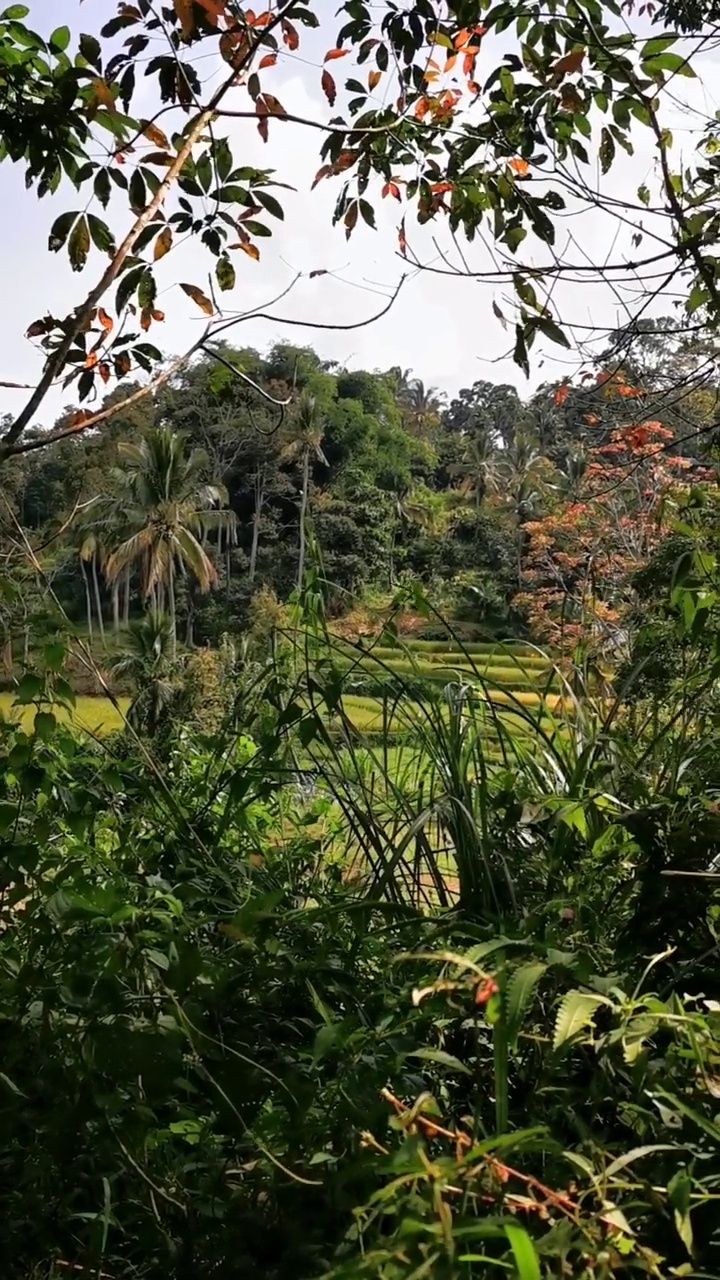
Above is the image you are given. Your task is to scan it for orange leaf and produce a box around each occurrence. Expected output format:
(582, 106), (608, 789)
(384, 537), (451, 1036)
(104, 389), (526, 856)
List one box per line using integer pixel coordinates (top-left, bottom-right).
(444, 53), (458, 74)
(509, 157), (530, 176)
(618, 384), (643, 397)
(258, 52), (277, 69)
(143, 121), (170, 149)
(553, 48), (585, 75)
(554, 382), (570, 406)
(430, 181), (453, 194)
(152, 309), (165, 322)
(382, 180), (401, 201)
(453, 27), (471, 48)
(312, 164), (332, 188)
(140, 309), (153, 331)
(180, 282), (215, 315)
(173, 0), (195, 40)
(321, 68), (336, 105)
(324, 47), (348, 62)
(154, 226), (173, 260)
(281, 18), (299, 50)
(468, 80), (481, 95)
(90, 78), (116, 111)
(463, 52), (476, 76)
(239, 242), (260, 261)
(368, 69), (382, 90)
(398, 217), (407, 257)
(584, 413), (600, 424)
(250, 11), (273, 27)
(84, 352), (98, 369)
(196, 0), (226, 24)
(97, 307), (113, 333)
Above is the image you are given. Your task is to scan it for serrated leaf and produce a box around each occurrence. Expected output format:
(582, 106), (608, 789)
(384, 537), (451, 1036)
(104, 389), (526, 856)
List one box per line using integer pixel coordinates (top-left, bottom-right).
(216, 254), (236, 291)
(68, 216), (90, 271)
(506, 962), (547, 1052)
(553, 991), (608, 1050)
(180, 282), (214, 315)
(154, 225), (172, 260)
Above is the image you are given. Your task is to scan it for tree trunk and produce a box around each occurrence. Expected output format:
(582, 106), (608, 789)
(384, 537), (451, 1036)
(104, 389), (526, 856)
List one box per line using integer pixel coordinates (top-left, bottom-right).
(80, 559), (93, 640)
(297, 448), (310, 591)
(112, 581), (120, 632)
(168, 556), (176, 658)
(123, 566), (130, 626)
(91, 553), (106, 648)
(249, 470), (265, 585)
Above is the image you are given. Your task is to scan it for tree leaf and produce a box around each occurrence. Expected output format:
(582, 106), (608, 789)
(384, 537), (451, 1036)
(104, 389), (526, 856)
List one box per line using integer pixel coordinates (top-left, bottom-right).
(48, 210), (79, 254)
(406, 1047), (471, 1074)
(324, 48), (348, 61)
(536, 315), (571, 348)
(506, 962), (547, 1051)
(142, 120), (170, 149)
(49, 25), (70, 52)
(94, 168), (111, 208)
(369, 69), (381, 90)
(174, 0), (195, 40)
(216, 254), (236, 291)
(599, 126), (615, 174)
(237, 242), (260, 261)
(68, 216), (91, 271)
(154, 225), (173, 260)
(79, 31), (101, 68)
(321, 69), (336, 105)
(255, 190), (284, 220)
(553, 48), (585, 75)
(87, 214), (116, 255)
(553, 991), (609, 1050)
(115, 265), (146, 314)
(180, 282), (214, 314)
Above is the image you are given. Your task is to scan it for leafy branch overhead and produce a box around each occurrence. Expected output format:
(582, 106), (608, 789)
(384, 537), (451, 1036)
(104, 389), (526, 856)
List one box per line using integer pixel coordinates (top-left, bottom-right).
(0, 0), (715, 454)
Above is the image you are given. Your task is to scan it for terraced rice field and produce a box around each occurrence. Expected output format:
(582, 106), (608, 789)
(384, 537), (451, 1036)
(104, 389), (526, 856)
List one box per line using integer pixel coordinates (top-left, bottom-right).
(0, 693), (130, 735)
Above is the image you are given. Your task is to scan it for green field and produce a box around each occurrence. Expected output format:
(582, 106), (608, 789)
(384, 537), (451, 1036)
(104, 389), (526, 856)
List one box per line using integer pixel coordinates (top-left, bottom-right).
(0, 693), (130, 734)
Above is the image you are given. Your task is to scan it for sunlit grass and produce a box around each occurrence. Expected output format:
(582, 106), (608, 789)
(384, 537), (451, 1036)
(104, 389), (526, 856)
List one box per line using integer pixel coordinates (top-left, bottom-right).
(0, 693), (130, 735)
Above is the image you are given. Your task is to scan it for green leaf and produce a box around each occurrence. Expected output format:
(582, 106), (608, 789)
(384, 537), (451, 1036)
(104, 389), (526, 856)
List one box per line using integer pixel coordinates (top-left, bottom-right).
(255, 190), (284, 219)
(145, 948), (169, 971)
(605, 1144), (679, 1178)
(87, 213), (116, 255)
(79, 32), (101, 68)
(553, 991), (609, 1050)
(33, 711), (56, 741)
(129, 167), (146, 212)
(687, 283), (708, 315)
(513, 324), (529, 377)
(1, 5), (30, 17)
(504, 225), (526, 253)
(504, 1223), (541, 1280)
(116, 265), (145, 313)
(406, 1047), (472, 1075)
(48, 210), (79, 253)
(359, 198), (376, 228)
(137, 268), (157, 311)
(536, 315), (571, 348)
(49, 24), (70, 52)
(599, 126), (615, 175)
(506, 962), (547, 1052)
(216, 254), (236, 292)
(15, 673), (45, 704)
(68, 215), (90, 271)
(637, 183), (650, 206)
(642, 52), (695, 78)
(641, 35), (677, 58)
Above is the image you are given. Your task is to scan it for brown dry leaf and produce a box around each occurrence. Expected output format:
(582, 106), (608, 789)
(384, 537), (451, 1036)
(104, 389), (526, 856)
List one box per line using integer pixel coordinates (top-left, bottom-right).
(91, 78), (116, 111)
(174, 0), (195, 39)
(368, 69), (382, 90)
(84, 352), (98, 369)
(238, 242), (260, 261)
(143, 121), (170, 149)
(97, 307), (113, 332)
(321, 69), (336, 106)
(180, 282), (215, 315)
(98, 362), (111, 384)
(324, 47), (348, 62)
(152, 309), (166, 322)
(553, 48), (585, 75)
(309, 268), (327, 277)
(154, 226), (173, 260)
(258, 53), (277, 69)
(281, 18), (299, 49)
(509, 157), (530, 176)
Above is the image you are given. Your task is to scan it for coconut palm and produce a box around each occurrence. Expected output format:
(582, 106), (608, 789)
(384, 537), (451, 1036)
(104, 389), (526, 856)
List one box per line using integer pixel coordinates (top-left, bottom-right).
(111, 611), (176, 736)
(398, 376), (445, 438)
(450, 428), (499, 512)
(281, 393), (327, 591)
(104, 427), (235, 653)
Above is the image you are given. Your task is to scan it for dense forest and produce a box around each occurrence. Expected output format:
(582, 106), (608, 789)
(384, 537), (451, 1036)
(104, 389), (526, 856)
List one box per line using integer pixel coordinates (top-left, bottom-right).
(4, 0), (720, 1278)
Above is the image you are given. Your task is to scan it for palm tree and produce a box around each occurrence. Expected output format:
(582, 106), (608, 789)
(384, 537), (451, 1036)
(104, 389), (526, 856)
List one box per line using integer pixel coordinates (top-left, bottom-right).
(496, 434), (551, 584)
(281, 393), (327, 591)
(398, 376), (446, 438)
(111, 611), (176, 736)
(79, 530), (107, 648)
(105, 427), (235, 653)
(451, 428), (498, 512)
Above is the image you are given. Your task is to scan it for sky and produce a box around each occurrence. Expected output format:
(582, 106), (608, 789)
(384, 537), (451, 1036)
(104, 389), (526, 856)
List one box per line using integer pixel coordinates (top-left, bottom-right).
(2, 0), (719, 431)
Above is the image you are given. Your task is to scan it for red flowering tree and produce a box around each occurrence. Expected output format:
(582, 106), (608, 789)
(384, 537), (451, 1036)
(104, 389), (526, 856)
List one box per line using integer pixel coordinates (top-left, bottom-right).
(514, 421), (698, 654)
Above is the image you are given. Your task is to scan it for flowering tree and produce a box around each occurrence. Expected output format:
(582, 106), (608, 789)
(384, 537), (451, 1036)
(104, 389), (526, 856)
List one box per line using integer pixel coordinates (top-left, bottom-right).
(514, 421), (699, 653)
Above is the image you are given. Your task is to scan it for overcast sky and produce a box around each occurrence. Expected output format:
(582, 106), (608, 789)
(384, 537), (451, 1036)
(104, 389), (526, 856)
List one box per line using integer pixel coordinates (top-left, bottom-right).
(3, 0), (719, 430)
